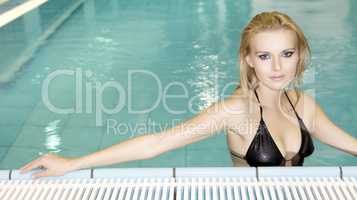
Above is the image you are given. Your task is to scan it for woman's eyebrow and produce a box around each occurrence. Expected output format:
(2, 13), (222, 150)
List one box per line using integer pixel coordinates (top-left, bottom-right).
(254, 48), (296, 54)
(254, 51), (269, 54)
(282, 48), (296, 52)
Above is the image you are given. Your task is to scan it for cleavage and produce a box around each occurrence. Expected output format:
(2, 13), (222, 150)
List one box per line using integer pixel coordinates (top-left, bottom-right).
(261, 110), (302, 160)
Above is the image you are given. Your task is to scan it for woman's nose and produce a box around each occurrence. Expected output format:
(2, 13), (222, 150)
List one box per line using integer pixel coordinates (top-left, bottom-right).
(272, 56), (281, 71)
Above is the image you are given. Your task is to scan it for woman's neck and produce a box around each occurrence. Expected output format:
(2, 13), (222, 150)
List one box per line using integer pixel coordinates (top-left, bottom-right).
(255, 84), (284, 110)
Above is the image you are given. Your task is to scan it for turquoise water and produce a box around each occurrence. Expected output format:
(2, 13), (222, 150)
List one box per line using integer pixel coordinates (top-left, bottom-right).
(0, 0), (356, 169)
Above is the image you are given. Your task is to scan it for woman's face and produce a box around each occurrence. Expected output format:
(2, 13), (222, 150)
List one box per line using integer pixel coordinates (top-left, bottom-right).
(245, 28), (299, 90)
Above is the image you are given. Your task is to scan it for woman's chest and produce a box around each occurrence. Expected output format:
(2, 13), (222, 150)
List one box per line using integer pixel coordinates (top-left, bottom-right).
(225, 109), (304, 158)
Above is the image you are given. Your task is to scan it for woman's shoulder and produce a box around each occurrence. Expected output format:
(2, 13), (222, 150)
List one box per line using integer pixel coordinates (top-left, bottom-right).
(286, 90), (318, 130)
(218, 87), (259, 131)
(215, 87), (255, 115)
(285, 90), (316, 108)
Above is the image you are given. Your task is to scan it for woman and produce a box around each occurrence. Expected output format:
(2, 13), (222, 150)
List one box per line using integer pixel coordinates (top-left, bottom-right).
(20, 11), (357, 178)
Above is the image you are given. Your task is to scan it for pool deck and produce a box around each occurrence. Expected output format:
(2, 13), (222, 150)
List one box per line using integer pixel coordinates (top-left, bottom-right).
(0, 0), (47, 28)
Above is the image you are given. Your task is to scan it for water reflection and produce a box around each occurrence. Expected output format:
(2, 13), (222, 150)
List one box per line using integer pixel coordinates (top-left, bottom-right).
(43, 120), (62, 153)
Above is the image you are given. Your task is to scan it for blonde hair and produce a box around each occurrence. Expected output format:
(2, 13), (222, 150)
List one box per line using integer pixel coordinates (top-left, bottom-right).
(238, 11), (311, 105)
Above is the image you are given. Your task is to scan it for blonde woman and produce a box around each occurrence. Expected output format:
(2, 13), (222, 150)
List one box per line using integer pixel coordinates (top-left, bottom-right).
(21, 11), (357, 178)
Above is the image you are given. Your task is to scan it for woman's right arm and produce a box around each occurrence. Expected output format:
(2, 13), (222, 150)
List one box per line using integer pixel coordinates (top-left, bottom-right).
(20, 97), (237, 178)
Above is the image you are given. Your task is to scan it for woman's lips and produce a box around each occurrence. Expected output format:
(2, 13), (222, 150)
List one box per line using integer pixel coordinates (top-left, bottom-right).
(270, 75), (285, 81)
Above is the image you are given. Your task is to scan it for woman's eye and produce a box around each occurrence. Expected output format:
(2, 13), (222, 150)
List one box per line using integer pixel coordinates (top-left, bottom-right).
(283, 51), (294, 57)
(258, 54), (270, 60)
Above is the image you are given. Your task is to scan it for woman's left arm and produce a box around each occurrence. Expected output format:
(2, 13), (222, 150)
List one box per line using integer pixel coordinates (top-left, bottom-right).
(305, 94), (357, 156)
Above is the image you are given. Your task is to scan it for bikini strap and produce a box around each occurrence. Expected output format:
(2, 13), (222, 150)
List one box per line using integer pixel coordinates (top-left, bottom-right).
(284, 90), (300, 119)
(254, 89), (263, 116)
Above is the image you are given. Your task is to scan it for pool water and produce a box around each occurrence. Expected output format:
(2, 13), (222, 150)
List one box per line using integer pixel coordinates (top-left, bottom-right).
(0, 0), (356, 169)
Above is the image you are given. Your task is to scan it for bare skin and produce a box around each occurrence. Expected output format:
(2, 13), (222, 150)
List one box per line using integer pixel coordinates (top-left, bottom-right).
(20, 29), (357, 178)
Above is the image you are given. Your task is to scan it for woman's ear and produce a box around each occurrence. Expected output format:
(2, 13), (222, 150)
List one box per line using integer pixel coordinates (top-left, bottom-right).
(245, 55), (253, 68)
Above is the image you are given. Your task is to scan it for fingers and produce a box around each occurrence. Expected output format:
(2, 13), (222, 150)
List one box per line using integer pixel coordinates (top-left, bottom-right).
(19, 163), (30, 172)
(20, 154), (49, 173)
(32, 170), (52, 179)
(19, 158), (38, 171)
(18, 153), (67, 179)
(20, 160), (43, 174)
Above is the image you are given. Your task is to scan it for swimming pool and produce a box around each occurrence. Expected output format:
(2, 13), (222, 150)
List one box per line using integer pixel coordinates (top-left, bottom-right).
(0, 0), (356, 169)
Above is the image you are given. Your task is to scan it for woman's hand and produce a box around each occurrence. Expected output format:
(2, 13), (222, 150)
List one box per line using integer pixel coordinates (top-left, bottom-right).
(19, 153), (80, 179)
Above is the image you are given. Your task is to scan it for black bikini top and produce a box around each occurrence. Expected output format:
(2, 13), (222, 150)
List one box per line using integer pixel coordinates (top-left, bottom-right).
(231, 89), (314, 166)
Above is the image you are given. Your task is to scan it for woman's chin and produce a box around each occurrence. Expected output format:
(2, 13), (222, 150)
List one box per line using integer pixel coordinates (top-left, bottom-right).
(265, 80), (292, 90)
